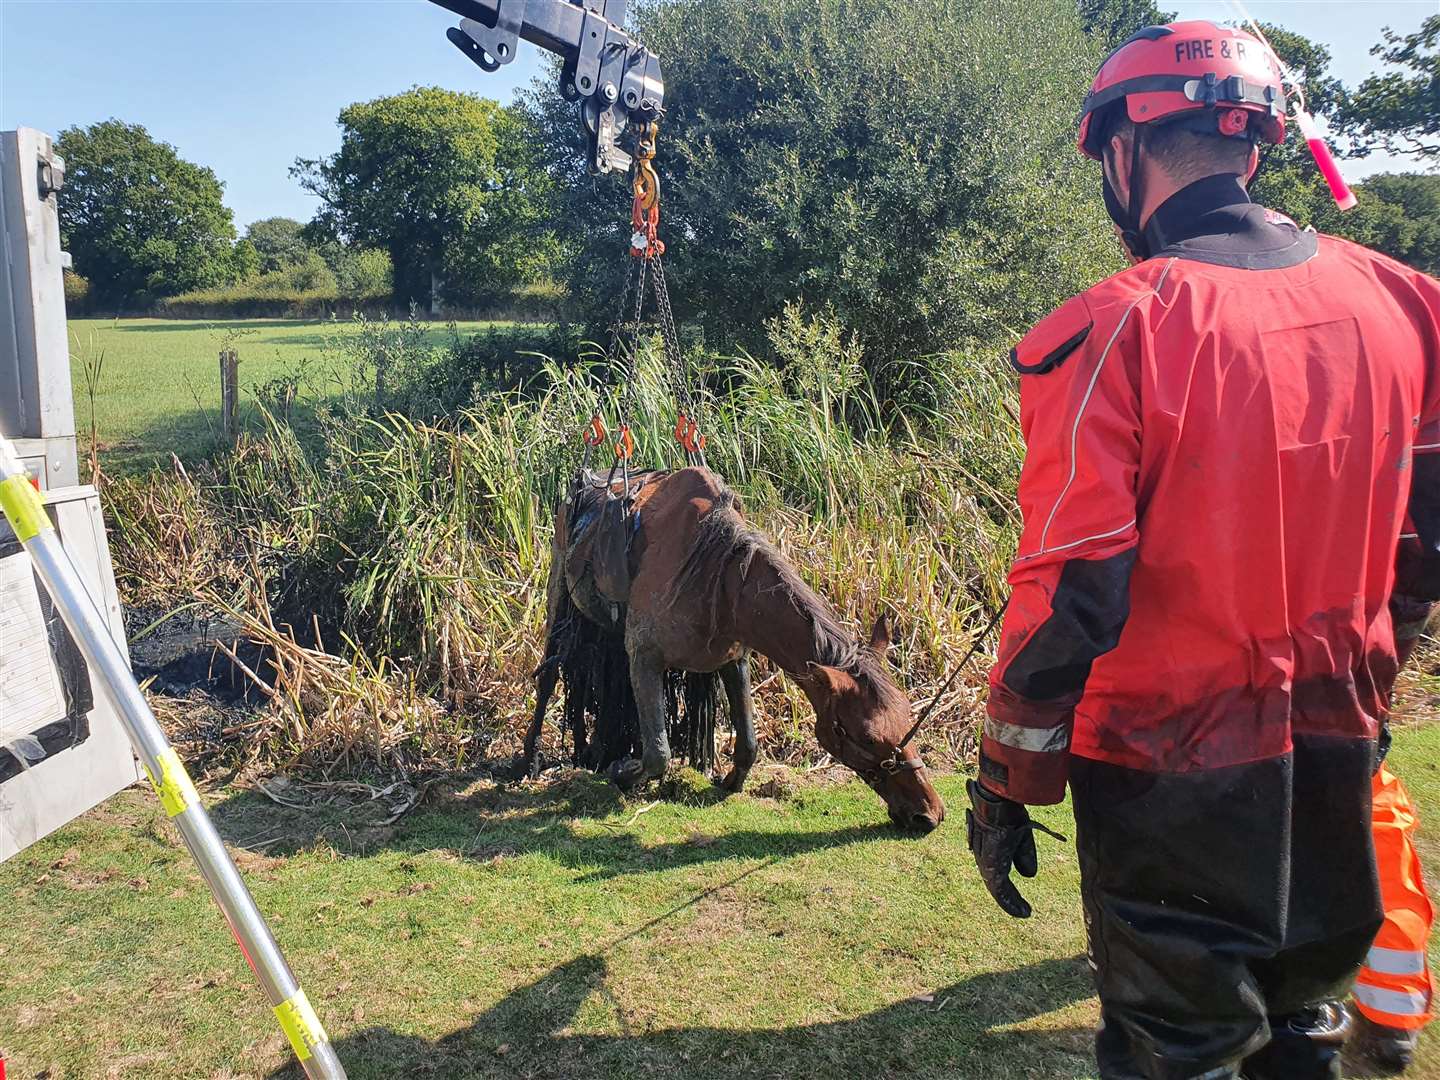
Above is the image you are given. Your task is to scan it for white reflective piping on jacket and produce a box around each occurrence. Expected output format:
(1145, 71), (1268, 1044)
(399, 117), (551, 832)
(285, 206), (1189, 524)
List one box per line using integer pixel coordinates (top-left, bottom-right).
(1364, 945), (1429, 977)
(1415, 442), (1440, 451)
(1353, 981), (1431, 1017)
(1015, 519), (1137, 564)
(1031, 259), (1177, 559)
(984, 716), (1071, 754)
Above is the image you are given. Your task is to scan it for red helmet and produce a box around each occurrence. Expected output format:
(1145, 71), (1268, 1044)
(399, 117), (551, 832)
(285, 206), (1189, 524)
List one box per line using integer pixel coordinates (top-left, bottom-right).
(1077, 20), (1288, 160)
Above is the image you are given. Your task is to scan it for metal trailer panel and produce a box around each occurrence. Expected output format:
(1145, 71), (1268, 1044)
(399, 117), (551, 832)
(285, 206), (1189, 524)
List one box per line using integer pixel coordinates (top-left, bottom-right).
(0, 127), (78, 489)
(0, 486), (141, 861)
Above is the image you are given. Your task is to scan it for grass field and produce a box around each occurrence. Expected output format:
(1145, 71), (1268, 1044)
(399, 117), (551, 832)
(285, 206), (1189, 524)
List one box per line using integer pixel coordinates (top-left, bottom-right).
(67, 318), (505, 472)
(2, 719), (1437, 1080)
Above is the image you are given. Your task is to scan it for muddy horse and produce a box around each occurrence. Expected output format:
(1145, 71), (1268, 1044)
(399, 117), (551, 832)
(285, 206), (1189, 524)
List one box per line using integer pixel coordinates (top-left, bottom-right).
(521, 467), (945, 833)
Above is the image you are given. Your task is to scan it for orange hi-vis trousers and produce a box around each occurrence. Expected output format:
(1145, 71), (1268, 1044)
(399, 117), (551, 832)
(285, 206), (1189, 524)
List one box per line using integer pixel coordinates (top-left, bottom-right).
(1354, 764), (1435, 1030)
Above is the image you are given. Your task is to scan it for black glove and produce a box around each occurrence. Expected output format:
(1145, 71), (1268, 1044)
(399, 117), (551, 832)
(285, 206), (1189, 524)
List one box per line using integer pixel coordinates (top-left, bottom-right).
(966, 779), (1065, 919)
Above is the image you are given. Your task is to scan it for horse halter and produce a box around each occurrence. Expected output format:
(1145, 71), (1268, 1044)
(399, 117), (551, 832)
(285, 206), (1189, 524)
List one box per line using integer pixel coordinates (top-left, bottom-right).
(826, 717), (927, 789)
(817, 599), (1010, 788)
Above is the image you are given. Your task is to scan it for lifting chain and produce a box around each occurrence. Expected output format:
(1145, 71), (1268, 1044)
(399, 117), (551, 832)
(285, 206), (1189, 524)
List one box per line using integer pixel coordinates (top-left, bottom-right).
(581, 121), (708, 477)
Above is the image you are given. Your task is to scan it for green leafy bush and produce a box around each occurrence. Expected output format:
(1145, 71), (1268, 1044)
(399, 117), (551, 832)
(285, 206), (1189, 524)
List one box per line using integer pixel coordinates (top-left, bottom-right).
(335, 248), (394, 297)
(63, 270), (90, 313)
(158, 251), (386, 317)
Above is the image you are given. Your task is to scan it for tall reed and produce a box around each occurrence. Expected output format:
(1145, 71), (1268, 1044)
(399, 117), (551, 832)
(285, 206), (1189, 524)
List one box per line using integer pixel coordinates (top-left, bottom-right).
(110, 333), (1023, 777)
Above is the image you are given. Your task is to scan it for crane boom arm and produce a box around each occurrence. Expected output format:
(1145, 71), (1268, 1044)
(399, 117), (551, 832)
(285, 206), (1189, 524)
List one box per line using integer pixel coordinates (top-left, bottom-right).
(427, 0), (664, 174)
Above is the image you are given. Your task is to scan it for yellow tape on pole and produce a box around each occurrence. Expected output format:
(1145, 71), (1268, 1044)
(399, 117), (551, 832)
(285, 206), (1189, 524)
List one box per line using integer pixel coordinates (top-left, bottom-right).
(0, 474), (50, 542)
(274, 990), (329, 1063)
(143, 747), (200, 817)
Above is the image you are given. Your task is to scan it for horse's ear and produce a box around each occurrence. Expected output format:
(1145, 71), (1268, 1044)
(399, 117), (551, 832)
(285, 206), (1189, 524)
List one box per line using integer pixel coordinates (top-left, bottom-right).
(804, 662), (856, 697)
(868, 611), (893, 654)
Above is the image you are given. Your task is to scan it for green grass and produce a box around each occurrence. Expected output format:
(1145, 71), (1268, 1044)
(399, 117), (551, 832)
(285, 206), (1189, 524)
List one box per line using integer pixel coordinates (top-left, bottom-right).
(3, 722), (1438, 1079)
(67, 318), (507, 473)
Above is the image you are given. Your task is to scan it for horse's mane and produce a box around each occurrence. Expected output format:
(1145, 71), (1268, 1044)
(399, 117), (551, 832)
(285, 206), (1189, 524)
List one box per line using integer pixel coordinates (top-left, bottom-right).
(671, 486), (905, 706)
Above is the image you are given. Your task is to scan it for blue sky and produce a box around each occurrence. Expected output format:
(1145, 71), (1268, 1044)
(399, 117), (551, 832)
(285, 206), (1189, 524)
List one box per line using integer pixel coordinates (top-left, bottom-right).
(1, 0), (1434, 232)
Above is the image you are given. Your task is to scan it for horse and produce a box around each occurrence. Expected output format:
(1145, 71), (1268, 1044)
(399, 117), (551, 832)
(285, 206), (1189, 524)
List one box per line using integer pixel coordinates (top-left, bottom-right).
(521, 466), (946, 833)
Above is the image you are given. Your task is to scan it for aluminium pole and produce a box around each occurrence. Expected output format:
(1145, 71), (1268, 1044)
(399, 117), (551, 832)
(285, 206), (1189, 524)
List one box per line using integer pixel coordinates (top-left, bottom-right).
(0, 435), (346, 1079)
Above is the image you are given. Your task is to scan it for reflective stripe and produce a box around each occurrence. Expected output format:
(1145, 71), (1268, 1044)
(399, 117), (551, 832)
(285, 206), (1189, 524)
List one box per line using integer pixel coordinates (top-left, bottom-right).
(985, 716), (1070, 754)
(0, 474), (50, 542)
(274, 989), (329, 1063)
(1353, 981), (1430, 1017)
(1015, 520), (1136, 564)
(1365, 945), (1429, 977)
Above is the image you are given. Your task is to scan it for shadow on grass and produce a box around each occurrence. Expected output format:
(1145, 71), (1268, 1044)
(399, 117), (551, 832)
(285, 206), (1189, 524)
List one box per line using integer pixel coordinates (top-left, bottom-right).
(266, 951), (1097, 1079)
(209, 771), (901, 884)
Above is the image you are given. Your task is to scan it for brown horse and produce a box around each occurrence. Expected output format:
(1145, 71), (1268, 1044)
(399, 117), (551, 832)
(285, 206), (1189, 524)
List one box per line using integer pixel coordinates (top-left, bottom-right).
(522, 467), (945, 832)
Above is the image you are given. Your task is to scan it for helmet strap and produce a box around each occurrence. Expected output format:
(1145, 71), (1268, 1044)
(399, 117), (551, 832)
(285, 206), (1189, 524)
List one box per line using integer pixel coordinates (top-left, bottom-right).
(1125, 126), (1150, 259)
(1102, 125), (1151, 261)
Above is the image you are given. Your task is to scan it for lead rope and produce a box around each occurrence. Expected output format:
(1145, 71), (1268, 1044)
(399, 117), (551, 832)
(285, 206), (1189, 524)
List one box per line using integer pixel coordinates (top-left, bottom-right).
(895, 597), (1011, 753)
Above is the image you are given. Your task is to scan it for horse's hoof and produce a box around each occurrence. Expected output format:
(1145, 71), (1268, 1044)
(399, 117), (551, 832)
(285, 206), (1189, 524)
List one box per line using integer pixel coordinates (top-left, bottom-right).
(608, 757), (646, 792)
(718, 768), (747, 794)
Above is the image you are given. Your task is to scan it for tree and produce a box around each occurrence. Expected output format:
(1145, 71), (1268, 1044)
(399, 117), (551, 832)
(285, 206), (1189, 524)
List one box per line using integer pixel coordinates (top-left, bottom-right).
(1078, 0), (1174, 48)
(439, 108), (565, 308)
(233, 238), (262, 281)
(245, 217), (311, 273)
(1342, 174), (1440, 275)
(294, 88), (556, 311)
(1244, 24), (1438, 275)
(526, 0), (1120, 370)
(1342, 15), (1439, 163)
(57, 120), (241, 307)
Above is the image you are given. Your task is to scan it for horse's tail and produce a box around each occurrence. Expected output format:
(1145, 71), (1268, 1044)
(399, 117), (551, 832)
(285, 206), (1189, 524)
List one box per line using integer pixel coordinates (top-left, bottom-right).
(547, 600), (721, 775)
(666, 670), (720, 775)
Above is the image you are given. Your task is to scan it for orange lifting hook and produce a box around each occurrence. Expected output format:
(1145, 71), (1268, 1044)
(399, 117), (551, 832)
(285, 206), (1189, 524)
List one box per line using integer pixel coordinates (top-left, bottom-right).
(674, 412), (706, 455)
(582, 414), (607, 447)
(630, 122), (664, 259)
(633, 159), (660, 212)
(614, 426), (636, 461)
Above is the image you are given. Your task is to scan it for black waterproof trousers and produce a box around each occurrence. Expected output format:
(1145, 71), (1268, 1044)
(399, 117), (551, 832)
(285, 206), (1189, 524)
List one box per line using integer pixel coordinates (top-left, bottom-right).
(1071, 734), (1383, 1080)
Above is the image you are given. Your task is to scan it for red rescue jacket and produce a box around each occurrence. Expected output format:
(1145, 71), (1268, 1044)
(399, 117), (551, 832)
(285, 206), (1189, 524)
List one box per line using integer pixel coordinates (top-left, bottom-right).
(982, 175), (1440, 805)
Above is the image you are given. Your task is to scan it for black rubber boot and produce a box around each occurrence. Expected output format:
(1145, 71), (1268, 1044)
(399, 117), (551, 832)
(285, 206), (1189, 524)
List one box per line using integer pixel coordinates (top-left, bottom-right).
(1240, 1002), (1350, 1080)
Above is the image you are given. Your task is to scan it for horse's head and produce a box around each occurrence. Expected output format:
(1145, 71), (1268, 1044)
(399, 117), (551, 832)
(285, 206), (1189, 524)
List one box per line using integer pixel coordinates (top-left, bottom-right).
(802, 614), (946, 834)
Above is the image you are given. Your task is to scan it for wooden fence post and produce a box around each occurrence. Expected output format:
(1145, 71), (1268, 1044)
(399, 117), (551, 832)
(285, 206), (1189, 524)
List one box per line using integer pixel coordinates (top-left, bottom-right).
(219, 349), (239, 442)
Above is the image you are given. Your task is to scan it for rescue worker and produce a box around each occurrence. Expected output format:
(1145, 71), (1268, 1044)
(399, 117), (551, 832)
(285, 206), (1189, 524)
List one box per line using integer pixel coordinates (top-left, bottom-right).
(1351, 582), (1435, 1073)
(963, 19), (1440, 1079)
(1355, 758), (1435, 1072)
